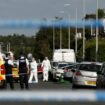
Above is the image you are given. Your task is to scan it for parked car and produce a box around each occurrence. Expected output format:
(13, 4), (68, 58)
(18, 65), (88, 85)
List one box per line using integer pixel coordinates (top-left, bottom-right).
(72, 62), (102, 88)
(63, 63), (79, 81)
(50, 62), (71, 81)
(96, 62), (105, 89)
(37, 63), (43, 73)
(49, 61), (58, 80)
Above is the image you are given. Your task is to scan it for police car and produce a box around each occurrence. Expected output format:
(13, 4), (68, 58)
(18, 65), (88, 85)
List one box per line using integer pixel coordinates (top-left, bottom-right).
(0, 54), (6, 88)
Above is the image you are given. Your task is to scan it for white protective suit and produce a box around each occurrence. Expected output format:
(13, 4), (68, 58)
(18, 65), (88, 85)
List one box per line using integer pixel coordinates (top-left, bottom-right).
(41, 59), (51, 81)
(28, 60), (38, 83)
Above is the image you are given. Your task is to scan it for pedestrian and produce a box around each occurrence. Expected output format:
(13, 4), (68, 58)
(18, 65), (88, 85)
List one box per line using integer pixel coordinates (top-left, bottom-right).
(28, 57), (38, 83)
(17, 53), (29, 89)
(4, 53), (14, 90)
(41, 57), (51, 81)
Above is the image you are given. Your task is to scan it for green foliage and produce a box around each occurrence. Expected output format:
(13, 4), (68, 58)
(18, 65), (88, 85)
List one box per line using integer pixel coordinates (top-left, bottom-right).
(85, 8), (105, 19)
(0, 34), (36, 59)
(77, 38), (105, 62)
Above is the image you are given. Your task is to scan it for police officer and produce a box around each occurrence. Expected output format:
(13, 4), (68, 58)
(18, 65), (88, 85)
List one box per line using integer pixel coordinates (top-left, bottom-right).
(4, 53), (14, 89)
(17, 53), (29, 89)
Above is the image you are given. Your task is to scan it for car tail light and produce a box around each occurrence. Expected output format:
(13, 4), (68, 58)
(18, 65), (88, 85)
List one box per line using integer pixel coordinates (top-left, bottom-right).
(64, 69), (68, 72)
(0, 65), (5, 75)
(75, 71), (82, 76)
(1, 70), (5, 75)
(68, 69), (71, 72)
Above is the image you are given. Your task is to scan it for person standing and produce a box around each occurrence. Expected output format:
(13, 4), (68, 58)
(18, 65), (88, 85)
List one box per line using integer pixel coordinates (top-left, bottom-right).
(17, 53), (29, 89)
(4, 53), (14, 90)
(41, 57), (51, 81)
(28, 57), (38, 83)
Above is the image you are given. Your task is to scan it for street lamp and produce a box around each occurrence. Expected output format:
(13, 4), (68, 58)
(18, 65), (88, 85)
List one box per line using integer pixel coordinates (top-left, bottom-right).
(96, 0), (99, 61)
(75, 8), (78, 56)
(82, 0), (86, 61)
(52, 19), (55, 53)
(64, 3), (71, 49)
(59, 11), (64, 49)
(60, 20), (62, 49)
(91, 23), (93, 36)
(7, 42), (11, 52)
(0, 42), (3, 53)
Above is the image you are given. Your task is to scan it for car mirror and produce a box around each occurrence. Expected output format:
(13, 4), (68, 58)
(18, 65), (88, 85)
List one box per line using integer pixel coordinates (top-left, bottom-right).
(71, 69), (76, 72)
(53, 67), (57, 69)
(97, 71), (102, 74)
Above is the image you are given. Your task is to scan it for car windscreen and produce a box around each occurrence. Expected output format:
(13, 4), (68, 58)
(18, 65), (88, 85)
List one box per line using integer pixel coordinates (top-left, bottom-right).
(64, 65), (75, 69)
(52, 62), (58, 68)
(79, 64), (101, 72)
(58, 64), (68, 69)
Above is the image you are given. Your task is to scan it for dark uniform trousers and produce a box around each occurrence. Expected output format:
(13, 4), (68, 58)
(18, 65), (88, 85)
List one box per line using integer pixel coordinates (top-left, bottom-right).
(19, 72), (29, 89)
(6, 75), (14, 89)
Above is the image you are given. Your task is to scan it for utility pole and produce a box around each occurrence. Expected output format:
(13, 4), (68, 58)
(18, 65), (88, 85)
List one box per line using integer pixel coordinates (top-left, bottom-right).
(75, 8), (77, 56)
(83, 0), (86, 61)
(68, 15), (71, 49)
(0, 42), (3, 53)
(96, 0), (99, 62)
(60, 23), (62, 49)
(53, 19), (55, 52)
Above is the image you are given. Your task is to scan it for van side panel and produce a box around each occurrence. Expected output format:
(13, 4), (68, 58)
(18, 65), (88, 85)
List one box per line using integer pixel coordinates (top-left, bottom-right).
(53, 49), (76, 63)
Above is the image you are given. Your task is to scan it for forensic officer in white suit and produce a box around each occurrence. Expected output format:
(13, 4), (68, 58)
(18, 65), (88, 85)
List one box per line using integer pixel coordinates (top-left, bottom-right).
(41, 57), (51, 81)
(28, 57), (38, 83)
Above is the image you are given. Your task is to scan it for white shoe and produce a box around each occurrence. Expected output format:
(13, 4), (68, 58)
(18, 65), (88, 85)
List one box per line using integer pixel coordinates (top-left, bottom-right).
(28, 81), (32, 83)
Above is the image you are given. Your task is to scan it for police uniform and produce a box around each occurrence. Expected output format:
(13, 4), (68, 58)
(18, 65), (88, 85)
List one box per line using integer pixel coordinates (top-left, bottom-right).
(18, 56), (29, 89)
(4, 57), (14, 89)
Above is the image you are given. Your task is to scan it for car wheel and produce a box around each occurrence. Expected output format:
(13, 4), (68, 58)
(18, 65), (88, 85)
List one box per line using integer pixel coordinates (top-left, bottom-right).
(49, 72), (53, 80)
(0, 80), (6, 88)
(15, 79), (19, 83)
(96, 80), (103, 89)
(72, 84), (78, 89)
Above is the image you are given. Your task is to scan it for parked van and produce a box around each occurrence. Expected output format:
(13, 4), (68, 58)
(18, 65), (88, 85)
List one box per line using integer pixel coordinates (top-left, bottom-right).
(53, 49), (76, 63)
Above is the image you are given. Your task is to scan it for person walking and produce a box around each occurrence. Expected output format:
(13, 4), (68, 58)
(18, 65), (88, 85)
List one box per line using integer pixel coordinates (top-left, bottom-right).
(4, 53), (14, 90)
(17, 53), (29, 89)
(41, 57), (51, 81)
(28, 57), (38, 83)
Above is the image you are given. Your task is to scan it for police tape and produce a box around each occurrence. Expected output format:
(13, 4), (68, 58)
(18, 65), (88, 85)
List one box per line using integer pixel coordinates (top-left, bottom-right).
(0, 90), (105, 102)
(5, 73), (27, 76)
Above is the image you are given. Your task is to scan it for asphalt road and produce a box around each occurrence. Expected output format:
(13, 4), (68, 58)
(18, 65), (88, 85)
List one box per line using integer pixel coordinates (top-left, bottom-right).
(4, 74), (72, 90)
(0, 74), (104, 105)
(4, 74), (96, 90)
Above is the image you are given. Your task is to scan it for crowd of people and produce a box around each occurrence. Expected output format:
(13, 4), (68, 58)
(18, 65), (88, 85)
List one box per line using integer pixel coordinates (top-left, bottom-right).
(1, 52), (51, 90)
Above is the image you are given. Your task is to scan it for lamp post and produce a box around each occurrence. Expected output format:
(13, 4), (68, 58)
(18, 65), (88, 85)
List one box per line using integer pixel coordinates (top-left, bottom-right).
(60, 22), (62, 49)
(7, 42), (11, 52)
(82, 0), (85, 61)
(59, 11), (64, 49)
(0, 42), (3, 53)
(96, 0), (99, 62)
(75, 8), (78, 56)
(64, 3), (71, 49)
(52, 19), (55, 53)
(91, 23), (93, 36)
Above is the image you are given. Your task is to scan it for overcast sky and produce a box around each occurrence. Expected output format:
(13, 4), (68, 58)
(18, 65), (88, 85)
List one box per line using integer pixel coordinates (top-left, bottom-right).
(0, 0), (105, 36)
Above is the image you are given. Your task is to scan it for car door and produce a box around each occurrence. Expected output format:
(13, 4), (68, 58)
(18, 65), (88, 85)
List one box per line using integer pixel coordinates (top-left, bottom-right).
(97, 63), (105, 88)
